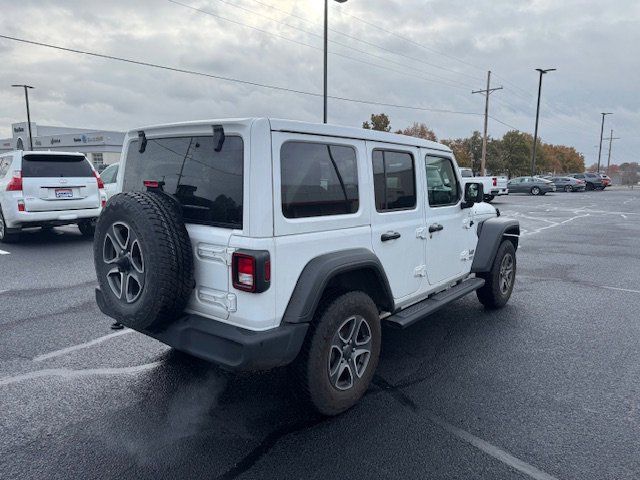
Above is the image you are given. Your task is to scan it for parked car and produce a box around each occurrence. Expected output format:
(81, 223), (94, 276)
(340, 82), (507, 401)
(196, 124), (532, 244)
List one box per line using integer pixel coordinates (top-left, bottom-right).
(0, 150), (106, 242)
(549, 176), (586, 192)
(459, 167), (508, 202)
(568, 172), (604, 190)
(100, 163), (120, 199)
(94, 118), (519, 415)
(598, 173), (611, 188)
(507, 176), (556, 195)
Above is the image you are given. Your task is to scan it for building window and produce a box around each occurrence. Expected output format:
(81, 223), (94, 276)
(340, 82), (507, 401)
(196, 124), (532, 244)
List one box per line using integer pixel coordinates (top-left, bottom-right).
(280, 141), (359, 219)
(372, 149), (416, 211)
(92, 153), (104, 168)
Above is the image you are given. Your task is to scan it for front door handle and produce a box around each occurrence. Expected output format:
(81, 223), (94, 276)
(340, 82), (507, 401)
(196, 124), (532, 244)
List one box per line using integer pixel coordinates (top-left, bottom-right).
(428, 223), (444, 233)
(381, 231), (401, 242)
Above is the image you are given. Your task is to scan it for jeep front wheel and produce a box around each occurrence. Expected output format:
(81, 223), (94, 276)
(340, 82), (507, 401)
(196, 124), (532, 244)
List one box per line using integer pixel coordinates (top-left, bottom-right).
(476, 240), (516, 309)
(296, 291), (381, 416)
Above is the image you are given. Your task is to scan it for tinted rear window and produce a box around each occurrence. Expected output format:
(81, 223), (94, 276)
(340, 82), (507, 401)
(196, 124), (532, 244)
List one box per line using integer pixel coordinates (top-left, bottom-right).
(22, 154), (93, 178)
(123, 135), (243, 229)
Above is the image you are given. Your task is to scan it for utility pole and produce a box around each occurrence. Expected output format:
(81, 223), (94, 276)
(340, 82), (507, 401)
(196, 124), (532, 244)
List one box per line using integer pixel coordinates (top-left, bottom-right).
(605, 129), (620, 174)
(472, 71), (502, 176)
(323, 0), (348, 124)
(596, 112), (613, 173)
(531, 68), (556, 177)
(11, 84), (35, 150)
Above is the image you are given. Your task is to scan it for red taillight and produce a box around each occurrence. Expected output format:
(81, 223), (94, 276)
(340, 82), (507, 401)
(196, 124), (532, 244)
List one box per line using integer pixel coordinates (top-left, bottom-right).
(232, 251), (271, 293)
(6, 171), (22, 191)
(101, 198), (107, 208)
(492, 177), (497, 187)
(94, 170), (104, 189)
(17, 200), (25, 212)
(143, 180), (159, 188)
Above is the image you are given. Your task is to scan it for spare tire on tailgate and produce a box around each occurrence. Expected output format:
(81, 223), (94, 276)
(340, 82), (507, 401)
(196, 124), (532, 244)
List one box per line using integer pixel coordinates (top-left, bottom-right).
(94, 191), (194, 332)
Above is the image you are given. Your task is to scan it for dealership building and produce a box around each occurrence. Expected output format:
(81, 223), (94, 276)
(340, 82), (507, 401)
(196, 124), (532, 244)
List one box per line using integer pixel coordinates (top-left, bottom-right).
(0, 122), (125, 169)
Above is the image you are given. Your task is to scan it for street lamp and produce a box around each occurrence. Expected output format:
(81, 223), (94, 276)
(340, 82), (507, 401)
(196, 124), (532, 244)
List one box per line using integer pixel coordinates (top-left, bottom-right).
(530, 68), (555, 176)
(11, 84), (35, 151)
(596, 112), (613, 173)
(324, 0), (348, 124)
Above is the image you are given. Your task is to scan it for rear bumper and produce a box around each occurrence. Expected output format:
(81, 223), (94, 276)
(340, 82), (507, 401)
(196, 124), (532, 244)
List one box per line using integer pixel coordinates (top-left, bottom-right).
(95, 288), (308, 371)
(5, 206), (102, 228)
(490, 188), (509, 196)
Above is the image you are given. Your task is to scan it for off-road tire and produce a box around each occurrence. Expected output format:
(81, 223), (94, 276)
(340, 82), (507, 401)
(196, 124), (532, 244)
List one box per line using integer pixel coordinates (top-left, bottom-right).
(0, 208), (18, 243)
(296, 291), (381, 416)
(530, 186), (541, 195)
(476, 240), (516, 309)
(78, 219), (96, 237)
(94, 192), (194, 332)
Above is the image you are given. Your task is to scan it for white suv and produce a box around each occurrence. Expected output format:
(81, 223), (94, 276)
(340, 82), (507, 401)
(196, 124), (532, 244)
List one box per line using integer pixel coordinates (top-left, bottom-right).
(0, 150), (106, 242)
(94, 118), (519, 415)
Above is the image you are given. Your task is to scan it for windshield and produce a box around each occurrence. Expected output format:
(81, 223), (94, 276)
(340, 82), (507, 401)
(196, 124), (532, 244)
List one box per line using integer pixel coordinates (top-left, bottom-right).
(123, 135), (244, 229)
(22, 154), (93, 178)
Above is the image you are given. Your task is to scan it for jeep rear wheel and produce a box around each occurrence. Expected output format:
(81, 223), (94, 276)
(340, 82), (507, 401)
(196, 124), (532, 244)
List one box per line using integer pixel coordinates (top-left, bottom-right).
(296, 291), (381, 416)
(476, 240), (516, 309)
(94, 192), (194, 332)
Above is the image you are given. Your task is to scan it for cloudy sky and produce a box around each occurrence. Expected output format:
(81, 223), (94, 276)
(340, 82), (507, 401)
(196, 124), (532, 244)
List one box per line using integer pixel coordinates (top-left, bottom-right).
(1, 0), (638, 165)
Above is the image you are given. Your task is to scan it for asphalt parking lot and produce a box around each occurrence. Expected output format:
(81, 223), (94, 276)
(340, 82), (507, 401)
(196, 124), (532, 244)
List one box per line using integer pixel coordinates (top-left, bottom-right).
(1, 188), (639, 480)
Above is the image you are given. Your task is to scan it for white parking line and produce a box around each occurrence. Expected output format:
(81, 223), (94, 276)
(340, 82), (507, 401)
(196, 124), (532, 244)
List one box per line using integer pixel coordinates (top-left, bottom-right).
(33, 329), (133, 362)
(0, 361), (163, 387)
(601, 286), (640, 294)
(0, 249), (10, 255)
(427, 413), (561, 480)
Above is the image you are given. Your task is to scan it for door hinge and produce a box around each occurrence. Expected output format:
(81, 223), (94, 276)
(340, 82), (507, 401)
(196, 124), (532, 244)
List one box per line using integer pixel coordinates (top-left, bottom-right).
(416, 227), (428, 240)
(414, 265), (427, 277)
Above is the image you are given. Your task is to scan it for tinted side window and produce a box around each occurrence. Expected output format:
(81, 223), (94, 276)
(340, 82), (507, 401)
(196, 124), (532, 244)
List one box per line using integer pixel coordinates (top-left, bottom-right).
(372, 150), (416, 211)
(22, 155), (93, 178)
(123, 136), (244, 228)
(101, 164), (118, 183)
(425, 156), (461, 206)
(281, 141), (359, 219)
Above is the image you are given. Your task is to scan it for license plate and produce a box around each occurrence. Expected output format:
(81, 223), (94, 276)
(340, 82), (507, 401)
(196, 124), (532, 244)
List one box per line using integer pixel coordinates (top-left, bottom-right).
(55, 188), (73, 199)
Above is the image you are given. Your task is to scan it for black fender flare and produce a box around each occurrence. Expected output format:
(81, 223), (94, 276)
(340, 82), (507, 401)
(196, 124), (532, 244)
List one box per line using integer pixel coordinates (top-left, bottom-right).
(282, 248), (394, 324)
(471, 217), (520, 273)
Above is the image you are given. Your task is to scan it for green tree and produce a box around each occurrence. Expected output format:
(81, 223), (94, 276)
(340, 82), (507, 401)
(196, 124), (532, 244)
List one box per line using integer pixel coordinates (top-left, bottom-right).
(500, 130), (531, 177)
(362, 113), (391, 132)
(395, 122), (437, 141)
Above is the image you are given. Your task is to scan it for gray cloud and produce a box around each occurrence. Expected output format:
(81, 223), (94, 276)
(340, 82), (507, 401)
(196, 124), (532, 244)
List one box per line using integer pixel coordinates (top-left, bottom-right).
(1, 0), (638, 164)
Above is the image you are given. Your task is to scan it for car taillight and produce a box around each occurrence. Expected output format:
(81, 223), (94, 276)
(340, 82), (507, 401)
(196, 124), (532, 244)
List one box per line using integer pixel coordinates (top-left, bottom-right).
(143, 180), (159, 188)
(94, 170), (104, 189)
(492, 177), (497, 187)
(6, 171), (22, 191)
(232, 250), (271, 293)
(17, 200), (25, 212)
(101, 198), (107, 208)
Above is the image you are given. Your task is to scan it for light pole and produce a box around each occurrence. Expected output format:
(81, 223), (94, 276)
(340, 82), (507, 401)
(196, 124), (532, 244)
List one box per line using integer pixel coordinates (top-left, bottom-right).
(324, 0), (347, 124)
(530, 68), (555, 176)
(596, 112), (613, 173)
(11, 84), (35, 150)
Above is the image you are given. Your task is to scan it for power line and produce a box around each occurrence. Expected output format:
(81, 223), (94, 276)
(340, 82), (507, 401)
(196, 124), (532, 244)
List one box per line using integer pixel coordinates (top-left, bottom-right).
(0, 34), (482, 118)
(225, 0), (483, 84)
(167, 0), (478, 90)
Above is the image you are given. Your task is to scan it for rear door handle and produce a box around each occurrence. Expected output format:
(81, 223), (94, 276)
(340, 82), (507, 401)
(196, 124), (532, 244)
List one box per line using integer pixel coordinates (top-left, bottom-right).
(428, 223), (444, 233)
(381, 232), (401, 242)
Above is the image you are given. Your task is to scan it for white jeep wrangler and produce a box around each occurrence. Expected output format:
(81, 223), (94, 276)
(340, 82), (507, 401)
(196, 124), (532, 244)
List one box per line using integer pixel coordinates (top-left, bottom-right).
(94, 118), (519, 415)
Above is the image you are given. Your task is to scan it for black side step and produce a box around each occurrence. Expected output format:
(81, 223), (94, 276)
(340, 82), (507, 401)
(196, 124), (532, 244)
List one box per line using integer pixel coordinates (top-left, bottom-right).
(385, 277), (485, 329)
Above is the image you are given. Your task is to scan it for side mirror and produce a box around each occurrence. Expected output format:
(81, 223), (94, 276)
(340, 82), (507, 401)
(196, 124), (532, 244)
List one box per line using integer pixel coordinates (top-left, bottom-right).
(462, 182), (483, 208)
